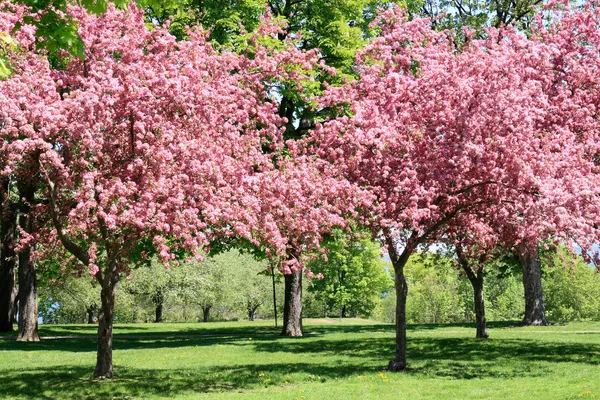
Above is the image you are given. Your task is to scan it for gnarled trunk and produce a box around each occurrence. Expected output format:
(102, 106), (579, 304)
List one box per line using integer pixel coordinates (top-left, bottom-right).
(282, 268), (303, 337)
(202, 306), (211, 323)
(16, 245), (39, 341)
(386, 236), (412, 372)
(0, 193), (17, 332)
(93, 265), (119, 379)
(518, 245), (548, 326)
(16, 183), (39, 342)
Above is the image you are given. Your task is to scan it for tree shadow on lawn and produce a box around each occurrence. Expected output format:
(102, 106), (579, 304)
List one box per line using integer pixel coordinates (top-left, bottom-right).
(3, 320), (518, 339)
(303, 320), (521, 335)
(0, 334), (258, 353)
(1, 333), (599, 399)
(37, 323), (280, 337)
(251, 335), (600, 367)
(0, 358), (555, 400)
(2, 326), (600, 365)
(0, 363), (372, 400)
(0, 347), (572, 400)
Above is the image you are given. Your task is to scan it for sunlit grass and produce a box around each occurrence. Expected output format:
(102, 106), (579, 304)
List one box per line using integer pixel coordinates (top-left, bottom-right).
(1, 319), (599, 399)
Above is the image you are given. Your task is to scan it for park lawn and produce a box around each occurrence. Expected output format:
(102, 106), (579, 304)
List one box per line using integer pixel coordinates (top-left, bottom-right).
(0, 319), (599, 399)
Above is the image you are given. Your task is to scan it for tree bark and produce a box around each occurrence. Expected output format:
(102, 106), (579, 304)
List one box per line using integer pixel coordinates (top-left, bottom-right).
(202, 306), (211, 323)
(16, 247), (39, 341)
(282, 268), (303, 337)
(16, 183), (39, 342)
(472, 273), (488, 339)
(154, 290), (164, 323)
(456, 248), (489, 339)
(271, 265), (278, 328)
(386, 236), (412, 372)
(0, 191), (17, 332)
(518, 244), (548, 326)
(155, 303), (163, 323)
(93, 264), (119, 379)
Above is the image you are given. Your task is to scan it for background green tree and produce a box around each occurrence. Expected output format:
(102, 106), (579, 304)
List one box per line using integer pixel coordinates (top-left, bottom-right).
(307, 229), (392, 318)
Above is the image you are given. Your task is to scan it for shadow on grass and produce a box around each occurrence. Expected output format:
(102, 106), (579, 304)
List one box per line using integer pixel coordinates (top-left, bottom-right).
(303, 320), (522, 335)
(1, 322), (599, 399)
(3, 323), (600, 364)
(36, 323), (281, 337)
(0, 362), (379, 400)
(0, 333), (592, 400)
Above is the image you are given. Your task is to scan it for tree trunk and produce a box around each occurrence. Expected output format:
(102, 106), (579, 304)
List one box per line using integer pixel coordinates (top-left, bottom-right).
(202, 306), (211, 322)
(457, 249), (489, 339)
(340, 304), (347, 319)
(87, 305), (96, 324)
(155, 303), (163, 323)
(0, 195), (17, 332)
(16, 185), (39, 342)
(518, 245), (548, 326)
(271, 265), (278, 328)
(386, 236), (412, 372)
(16, 239), (39, 341)
(471, 272), (488, 339)
(248, 304), (259, 321)
(93, 266), (119, 379)
(10, 286), (18, 325)
(282, 268), (303, 337)
(11, 296), (18, 324)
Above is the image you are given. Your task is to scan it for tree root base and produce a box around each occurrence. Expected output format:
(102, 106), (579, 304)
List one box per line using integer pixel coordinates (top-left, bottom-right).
(387, 360), (406, 372)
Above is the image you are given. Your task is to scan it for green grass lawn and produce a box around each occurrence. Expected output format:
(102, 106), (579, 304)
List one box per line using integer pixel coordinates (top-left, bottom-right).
(1, 319), (600, 399)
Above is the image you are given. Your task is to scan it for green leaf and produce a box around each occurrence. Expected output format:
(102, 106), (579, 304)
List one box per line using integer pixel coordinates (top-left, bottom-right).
(0, 56), (12, 79)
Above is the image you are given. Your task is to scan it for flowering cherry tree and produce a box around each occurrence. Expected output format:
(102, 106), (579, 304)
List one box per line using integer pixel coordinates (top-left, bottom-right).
(311, 6), (600, 370)
(249, 151), (368, 336)
(0, 2), (66, 341)
(0, 3), (326, 378)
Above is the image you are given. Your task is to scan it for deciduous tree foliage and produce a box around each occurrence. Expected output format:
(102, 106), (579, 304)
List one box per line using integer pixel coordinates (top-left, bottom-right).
(307, 228), (392, 318)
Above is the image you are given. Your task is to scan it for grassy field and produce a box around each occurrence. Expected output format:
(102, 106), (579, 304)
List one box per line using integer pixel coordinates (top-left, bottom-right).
(1, 319), (600, 399)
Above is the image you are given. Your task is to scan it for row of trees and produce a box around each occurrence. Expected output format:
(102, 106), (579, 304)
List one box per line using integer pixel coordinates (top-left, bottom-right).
(40, 245), (600, 327)
(39, 237), (392, 324)
(40, 251), (277, 324)
(2, 0), (600, 378)
(375, 248), (600, 325)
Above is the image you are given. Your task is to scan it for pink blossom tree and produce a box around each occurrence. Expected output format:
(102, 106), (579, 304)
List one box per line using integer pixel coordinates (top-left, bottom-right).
(0, 2), (64, 340)
(249, 150), (368, 336)
(311, 6), (600, 370)
(0, 3), (323, 377)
